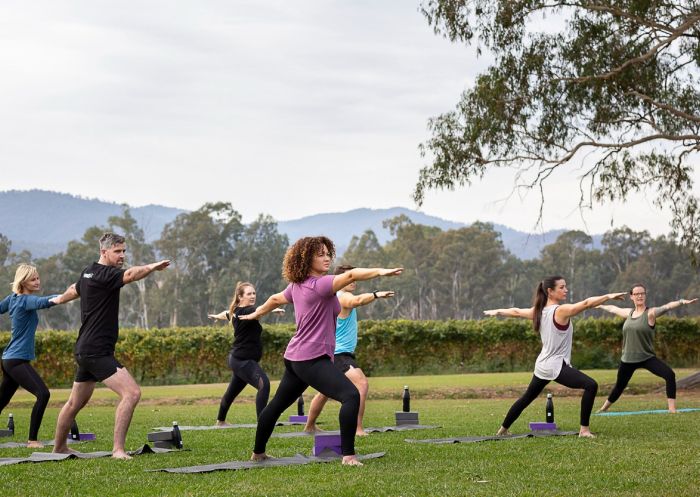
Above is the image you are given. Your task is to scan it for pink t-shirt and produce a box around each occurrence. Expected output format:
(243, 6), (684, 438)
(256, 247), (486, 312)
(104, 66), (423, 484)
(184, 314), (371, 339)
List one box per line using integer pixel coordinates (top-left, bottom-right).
(283, 274), (340, 361)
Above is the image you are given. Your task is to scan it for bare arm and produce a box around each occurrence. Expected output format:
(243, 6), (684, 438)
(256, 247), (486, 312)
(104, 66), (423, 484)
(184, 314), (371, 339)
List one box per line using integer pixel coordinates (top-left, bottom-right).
(50, 284), (79, 305)
(238, 292), (290, 320)
(338, 290), (394, 310)
(483, 307), (534, 319)
(332, 268), (403, 293)
(556, 292), (626, 321)
(650, 298), (698, 320)
(208, 311), (230, 322)
(597, 304), (631, 318)
(123, 260), (170, 284)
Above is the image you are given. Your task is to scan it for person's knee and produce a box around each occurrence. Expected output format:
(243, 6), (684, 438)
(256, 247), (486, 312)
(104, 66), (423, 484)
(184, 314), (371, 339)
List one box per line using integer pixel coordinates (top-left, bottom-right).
(36, 387), (50, 404)
(124, 386), (141, 405)
(668, 370), (676, 382)
(341, 386), (360, 407)
(585, 378), (598, 394)
(258, 375), (270, 391)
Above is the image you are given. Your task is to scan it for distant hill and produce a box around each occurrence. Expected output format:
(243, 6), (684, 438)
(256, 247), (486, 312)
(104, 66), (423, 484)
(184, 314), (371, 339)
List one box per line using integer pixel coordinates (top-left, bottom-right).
(0, 190), (599, 259)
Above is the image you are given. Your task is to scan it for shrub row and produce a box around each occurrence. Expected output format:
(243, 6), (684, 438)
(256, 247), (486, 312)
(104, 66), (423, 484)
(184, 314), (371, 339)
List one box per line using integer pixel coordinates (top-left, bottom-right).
(1, 318), (699, 387)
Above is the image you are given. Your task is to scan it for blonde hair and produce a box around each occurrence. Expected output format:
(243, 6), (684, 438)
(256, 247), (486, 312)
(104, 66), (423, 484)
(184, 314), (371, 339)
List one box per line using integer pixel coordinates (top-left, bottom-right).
(12, 264), (39, 294)
(228, 282), (254, 318)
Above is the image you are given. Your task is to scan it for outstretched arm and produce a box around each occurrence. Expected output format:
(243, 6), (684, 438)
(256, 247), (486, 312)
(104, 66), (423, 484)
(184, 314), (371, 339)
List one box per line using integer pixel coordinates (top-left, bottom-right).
(338, 291), (394, 309)
(238, 292), (290, 320)
(208, 311), (230, 322)
(123, 260), (170, 284)
(556, 293), (626, 321)
(50, 284), (80, 305)
(483, 307), (534, 320)
(597, 304), (631, 318)
(332, 268), (403, 293)
(650, 298), (698, 320)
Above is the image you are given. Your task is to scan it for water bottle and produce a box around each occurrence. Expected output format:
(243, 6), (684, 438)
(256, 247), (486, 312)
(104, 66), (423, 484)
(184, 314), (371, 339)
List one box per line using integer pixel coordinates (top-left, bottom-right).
(172, 421), (183, 449)
(402, 386), (410, 413)
(8, 413), (14, 434)
(546, 393), (554, 423)
(70, 420), (80, 440)
(297, 396), (305, 416)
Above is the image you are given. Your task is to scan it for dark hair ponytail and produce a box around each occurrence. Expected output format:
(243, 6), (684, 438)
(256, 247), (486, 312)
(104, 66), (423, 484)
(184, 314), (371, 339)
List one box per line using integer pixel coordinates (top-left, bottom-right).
(532, 275), (564, 331)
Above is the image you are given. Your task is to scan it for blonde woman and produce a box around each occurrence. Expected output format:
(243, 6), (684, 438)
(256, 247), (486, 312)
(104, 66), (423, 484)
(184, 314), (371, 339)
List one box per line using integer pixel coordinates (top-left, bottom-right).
(0, 264), (76, 447)
(208, 282), (284, 425)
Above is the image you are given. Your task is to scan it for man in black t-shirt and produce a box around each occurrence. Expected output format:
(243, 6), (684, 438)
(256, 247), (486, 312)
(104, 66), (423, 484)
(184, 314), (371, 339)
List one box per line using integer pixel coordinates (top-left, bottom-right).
(52, 233), (169, 459)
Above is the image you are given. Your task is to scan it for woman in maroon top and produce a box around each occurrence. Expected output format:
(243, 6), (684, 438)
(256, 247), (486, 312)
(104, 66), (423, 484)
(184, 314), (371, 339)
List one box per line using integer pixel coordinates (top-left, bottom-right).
(241, 236), (402, 466)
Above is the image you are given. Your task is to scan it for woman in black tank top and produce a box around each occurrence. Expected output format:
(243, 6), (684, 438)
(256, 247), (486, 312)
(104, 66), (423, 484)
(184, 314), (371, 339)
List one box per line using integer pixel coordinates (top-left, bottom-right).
(208, 282), (284, 425)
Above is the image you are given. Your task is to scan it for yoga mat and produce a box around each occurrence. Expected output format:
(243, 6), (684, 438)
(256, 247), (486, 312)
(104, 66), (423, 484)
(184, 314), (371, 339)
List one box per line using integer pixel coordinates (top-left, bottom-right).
(594, 407), (700, 417)
(272, 424), (440, 438)
(0, 439), (86, 449)
(405, 430), (579, 444)
(152, 421), (304, 432)
(149, 451), (386, 473)
(0, 444), (179, 466)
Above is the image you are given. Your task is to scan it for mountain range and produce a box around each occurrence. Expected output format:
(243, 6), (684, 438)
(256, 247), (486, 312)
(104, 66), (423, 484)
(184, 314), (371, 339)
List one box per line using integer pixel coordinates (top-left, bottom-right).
(0, 190), (599, 259)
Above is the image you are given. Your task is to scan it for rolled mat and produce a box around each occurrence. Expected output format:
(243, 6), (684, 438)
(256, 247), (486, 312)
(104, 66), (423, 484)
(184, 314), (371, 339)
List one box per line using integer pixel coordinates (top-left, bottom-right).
(148, 451), (386, 473)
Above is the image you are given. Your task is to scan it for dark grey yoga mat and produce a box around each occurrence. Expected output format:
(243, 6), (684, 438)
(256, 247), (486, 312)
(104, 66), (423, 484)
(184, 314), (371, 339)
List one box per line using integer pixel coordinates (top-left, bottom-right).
(152, 421), (304, 432)
(405, 430), (579, 444)
(0, 444), (179, 466)
(272, 424), (440, 438)
(0, 438), (86, 449)
(149, 451), (386, 473)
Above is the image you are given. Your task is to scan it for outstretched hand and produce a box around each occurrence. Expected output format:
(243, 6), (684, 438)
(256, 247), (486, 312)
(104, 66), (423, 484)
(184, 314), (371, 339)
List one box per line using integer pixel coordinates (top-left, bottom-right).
(379, 268), (403, 277)
(271, 308), (286, 314)
(609, 292), (626, 301)
(681, 298), (698, 305)
(153, 260), (171, 271)
(375, 291), (395, 299)
(483, 310), (499, 316)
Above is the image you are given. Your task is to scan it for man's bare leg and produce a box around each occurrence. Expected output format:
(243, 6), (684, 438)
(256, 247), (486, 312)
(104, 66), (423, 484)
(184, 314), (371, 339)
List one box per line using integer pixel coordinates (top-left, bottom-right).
(103, 367), (141, 459)
(53, 381), (96, 454)
(303, 393), (329, 433)
(345, 367), (369, 435)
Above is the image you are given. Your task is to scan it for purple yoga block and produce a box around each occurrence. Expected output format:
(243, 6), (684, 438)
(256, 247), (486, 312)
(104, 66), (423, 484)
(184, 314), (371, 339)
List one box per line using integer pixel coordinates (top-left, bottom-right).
(529, 422), (557, 431)
(289, 415), (308, 423)
(68, 432), (96, 441)
(313, 433), (342, 457)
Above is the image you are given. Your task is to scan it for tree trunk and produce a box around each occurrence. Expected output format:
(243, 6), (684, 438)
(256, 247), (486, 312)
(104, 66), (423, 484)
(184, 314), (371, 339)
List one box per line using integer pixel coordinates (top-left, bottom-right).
(676, 371), (700, 390)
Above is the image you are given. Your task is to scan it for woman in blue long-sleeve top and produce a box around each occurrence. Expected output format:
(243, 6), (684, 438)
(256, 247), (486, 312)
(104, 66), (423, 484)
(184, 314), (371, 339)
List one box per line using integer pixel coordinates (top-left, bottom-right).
(0, 264), (76, 447)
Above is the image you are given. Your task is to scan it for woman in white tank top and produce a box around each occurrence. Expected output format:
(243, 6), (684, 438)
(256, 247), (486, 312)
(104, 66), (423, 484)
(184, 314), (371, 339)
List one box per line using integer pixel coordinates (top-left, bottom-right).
(485, 276), (625, 438)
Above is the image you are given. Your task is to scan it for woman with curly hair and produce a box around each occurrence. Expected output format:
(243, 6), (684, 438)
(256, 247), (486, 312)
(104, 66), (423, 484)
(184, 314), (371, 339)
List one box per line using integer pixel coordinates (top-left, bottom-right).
(208, 282), (284, 425)
(240, 236), (402, 466)
(0, 264), (76, 447)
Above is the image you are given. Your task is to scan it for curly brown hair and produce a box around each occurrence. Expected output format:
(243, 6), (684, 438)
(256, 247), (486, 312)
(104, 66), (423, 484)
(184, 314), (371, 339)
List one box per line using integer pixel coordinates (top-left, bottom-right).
(282, 236), (336, 283)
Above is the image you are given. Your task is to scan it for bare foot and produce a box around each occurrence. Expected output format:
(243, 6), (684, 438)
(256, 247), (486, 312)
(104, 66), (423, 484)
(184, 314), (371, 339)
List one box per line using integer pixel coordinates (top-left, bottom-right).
(303, 425), (325, 434)
(53, 446), (80, 455)
(578, 430), (596, 438)
(496, 427), (511, 436)
(251, 452), (273, 462)
(669, 408), (677, 414)
(215, 421), (232, 427)
(112, 450), (133, 460)
(27, 440), (45, 449)
(356, 429), (369, 437)
(342, 455), (363, 466)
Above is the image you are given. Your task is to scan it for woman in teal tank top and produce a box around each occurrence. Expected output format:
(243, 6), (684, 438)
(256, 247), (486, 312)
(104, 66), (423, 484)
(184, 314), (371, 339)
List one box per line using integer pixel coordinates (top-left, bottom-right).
(597, 284), (697, 413)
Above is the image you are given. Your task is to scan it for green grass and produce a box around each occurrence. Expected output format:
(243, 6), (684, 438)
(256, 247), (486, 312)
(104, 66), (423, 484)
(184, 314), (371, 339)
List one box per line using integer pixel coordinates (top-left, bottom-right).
(1, 371), (699, 496)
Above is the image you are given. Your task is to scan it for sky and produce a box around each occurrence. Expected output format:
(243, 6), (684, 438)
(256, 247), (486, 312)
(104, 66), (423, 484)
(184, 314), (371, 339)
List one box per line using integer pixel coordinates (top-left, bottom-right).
(0, 0), (695, 236)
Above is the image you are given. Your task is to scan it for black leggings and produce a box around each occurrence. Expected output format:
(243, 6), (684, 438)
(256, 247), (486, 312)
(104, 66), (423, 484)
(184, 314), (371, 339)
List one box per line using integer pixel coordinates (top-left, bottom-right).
(254, 356), (360, 456)
(217, 355), (270, 421)
(502, 362), (598, 429)
(607, 356), (676, 403)
(0, 359), (51, 440)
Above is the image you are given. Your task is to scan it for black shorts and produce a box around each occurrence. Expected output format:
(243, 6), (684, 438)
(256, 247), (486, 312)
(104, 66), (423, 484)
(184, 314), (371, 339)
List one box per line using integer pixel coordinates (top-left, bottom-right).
(74, 354), (123, 382)
(333, 353), (359, 374)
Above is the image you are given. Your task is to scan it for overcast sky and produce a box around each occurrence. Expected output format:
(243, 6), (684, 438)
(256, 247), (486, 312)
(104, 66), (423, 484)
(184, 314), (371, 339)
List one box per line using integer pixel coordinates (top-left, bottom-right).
(0, 0), (695, 236)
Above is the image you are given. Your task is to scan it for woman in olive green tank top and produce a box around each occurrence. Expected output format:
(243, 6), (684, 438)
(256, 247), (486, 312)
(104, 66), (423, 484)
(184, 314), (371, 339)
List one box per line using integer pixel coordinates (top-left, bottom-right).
(597, 284), (697, 413)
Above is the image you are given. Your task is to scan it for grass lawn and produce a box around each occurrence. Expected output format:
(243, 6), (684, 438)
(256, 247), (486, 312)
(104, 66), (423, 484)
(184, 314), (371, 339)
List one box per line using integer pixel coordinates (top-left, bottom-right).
(1, 370), (698, 496)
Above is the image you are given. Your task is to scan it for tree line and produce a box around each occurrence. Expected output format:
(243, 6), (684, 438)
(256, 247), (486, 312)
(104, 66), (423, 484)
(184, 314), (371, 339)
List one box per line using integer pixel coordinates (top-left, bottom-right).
(1, 205), (699, 330)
